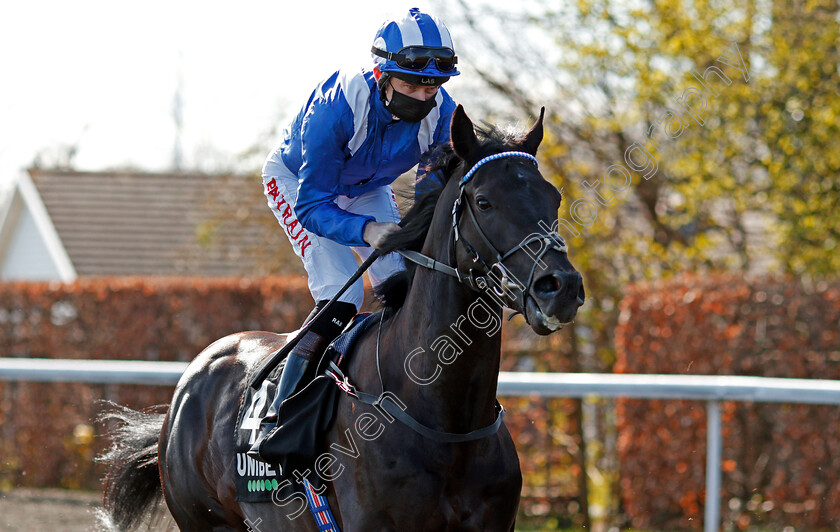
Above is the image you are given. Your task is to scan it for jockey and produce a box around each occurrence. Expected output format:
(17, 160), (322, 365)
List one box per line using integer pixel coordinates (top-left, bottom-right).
(250, 8), (459, 459)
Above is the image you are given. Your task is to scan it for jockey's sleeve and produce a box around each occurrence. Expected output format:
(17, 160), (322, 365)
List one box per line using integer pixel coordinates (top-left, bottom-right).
(294, 102), (376, 247)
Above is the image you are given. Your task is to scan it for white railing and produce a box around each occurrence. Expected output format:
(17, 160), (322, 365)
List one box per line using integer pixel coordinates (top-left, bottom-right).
(2, 357), (840, 532)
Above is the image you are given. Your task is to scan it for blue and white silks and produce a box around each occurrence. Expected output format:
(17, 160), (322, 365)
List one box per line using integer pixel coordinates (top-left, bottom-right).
(263, 68), (456, 247)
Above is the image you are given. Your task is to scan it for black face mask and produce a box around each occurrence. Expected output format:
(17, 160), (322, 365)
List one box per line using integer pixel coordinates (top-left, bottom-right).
(382, 85), (437, 122)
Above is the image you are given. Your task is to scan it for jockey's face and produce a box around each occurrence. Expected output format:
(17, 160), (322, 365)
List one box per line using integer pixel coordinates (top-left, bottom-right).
(387, 77), (440, 102)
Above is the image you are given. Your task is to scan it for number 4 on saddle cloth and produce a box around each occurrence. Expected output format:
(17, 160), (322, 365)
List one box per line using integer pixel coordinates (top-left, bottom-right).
(234, 312), (380, 503)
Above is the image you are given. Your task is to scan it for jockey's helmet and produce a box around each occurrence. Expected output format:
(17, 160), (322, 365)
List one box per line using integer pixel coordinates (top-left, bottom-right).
(371, 8), (460, 87)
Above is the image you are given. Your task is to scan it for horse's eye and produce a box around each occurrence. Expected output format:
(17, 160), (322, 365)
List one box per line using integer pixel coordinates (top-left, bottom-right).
(476, 197), (492, 211)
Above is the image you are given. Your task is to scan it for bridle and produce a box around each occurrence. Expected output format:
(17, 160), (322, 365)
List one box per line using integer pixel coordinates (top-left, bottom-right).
(399, 150), (568, 315)
(327, 151), (570, 444)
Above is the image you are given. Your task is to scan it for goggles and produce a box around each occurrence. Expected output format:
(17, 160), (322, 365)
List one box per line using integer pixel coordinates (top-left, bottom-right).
(371, 46), (458, 73)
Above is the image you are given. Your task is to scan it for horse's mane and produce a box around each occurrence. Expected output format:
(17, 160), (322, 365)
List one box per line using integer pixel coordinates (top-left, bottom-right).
(372, 122), (529, 311)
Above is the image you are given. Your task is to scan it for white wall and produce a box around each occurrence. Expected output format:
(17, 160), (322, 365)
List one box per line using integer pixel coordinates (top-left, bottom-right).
(0, 205), (63, 281)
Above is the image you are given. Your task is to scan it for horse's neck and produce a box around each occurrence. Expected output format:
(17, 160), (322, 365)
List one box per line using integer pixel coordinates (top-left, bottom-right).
(382, 256), (503, 433)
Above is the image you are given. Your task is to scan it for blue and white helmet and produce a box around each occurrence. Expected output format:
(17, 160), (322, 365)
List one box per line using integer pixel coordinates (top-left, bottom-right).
(371, 8), (460, 83)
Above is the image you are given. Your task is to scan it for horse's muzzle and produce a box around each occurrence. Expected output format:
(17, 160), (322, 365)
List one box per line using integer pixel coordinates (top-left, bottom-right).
(526, 271), (585, 334)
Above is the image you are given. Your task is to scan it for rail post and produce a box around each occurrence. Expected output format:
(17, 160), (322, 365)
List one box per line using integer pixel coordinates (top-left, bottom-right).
(704, 400), (722, 532)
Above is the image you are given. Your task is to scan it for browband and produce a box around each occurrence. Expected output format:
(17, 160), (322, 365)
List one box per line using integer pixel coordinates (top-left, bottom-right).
(460, 151), (538, 186)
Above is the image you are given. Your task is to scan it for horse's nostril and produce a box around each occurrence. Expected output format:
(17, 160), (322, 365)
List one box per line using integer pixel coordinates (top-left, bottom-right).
(577, 283), (585, 306)
(534, 274), (562, 295)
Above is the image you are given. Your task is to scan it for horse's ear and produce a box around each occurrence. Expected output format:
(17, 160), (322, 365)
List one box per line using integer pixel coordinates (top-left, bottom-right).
(521, 107), (545, 156)
(450, 105), (479, 161)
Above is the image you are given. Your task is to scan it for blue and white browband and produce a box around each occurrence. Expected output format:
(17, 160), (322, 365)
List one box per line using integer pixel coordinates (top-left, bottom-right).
(460, 151), (539, 186)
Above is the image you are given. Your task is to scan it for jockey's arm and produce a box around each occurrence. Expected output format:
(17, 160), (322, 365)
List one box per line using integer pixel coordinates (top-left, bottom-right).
(293, 105), (376, 247)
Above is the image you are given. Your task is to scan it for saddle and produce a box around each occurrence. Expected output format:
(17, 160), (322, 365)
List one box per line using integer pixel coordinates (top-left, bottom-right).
(234, 312), (380, 503)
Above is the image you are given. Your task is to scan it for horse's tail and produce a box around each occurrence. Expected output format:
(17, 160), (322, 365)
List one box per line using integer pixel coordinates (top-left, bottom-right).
(96, 402), (167, 531)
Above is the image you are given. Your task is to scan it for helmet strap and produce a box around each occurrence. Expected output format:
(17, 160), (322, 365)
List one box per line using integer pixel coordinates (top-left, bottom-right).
(377, 72), (392, 102)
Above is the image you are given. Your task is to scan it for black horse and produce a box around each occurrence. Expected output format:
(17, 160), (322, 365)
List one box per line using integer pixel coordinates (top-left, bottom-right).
(99, 105), (584, 531)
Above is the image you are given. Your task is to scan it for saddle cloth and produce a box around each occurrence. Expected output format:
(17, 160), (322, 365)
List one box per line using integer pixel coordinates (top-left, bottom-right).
(233, 312), (380, 503)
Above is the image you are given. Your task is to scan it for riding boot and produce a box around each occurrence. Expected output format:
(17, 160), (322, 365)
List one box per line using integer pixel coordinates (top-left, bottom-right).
(248, 300), (357, 460)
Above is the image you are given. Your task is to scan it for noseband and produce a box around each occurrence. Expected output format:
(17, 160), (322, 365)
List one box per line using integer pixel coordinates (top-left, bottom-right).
(400, 151), (568, 313)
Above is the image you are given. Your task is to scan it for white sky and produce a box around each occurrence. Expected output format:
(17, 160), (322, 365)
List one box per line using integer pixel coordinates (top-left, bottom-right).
(0, 0), (454, 188)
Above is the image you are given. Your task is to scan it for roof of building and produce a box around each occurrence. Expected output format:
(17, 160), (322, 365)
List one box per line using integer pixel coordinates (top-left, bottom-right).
(24, 168), (295, 277)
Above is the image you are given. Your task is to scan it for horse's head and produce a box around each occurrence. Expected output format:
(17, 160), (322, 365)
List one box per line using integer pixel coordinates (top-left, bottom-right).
(445, 105), (584, 335)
